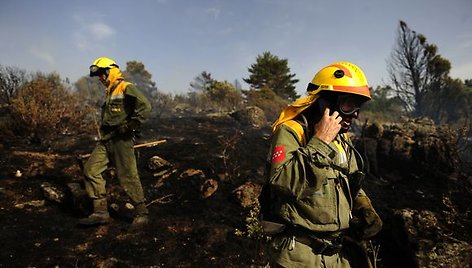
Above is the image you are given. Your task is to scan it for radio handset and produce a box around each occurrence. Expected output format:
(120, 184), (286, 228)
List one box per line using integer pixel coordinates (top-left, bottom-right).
(317, 97), (334, 115)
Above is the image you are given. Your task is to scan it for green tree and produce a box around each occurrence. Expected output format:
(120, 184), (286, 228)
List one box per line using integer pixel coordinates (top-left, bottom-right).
(244, 51), (299, 101)
(362, 86), (404, 122)
(188, 72), (243, 112)
(244, 86), (287, 122)
(123, 61), (158, 103)
(190, 71), (215, 92)
(206, 80), (243, 112)
(423, 78), (471, 125)
(388, 20), (451, 117)
(464, 79), (472, 88)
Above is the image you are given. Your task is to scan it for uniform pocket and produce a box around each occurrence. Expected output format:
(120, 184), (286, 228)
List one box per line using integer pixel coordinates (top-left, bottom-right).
(298, 179), (338, 225)
(105, 99), (126, 125)
(298, 164), (336, 198)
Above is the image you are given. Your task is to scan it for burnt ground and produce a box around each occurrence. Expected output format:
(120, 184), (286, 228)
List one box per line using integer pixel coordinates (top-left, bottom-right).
(1, 114), (471, 267)
(0, 115), (271, 268)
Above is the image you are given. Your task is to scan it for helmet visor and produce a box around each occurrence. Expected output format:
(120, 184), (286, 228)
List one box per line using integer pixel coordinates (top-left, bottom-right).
(337, 95), (364, 115)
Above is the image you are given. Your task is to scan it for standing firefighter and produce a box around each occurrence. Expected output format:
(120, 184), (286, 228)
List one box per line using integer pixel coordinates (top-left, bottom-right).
(79, 57), (152, 228)
(260, 62), (382, 267)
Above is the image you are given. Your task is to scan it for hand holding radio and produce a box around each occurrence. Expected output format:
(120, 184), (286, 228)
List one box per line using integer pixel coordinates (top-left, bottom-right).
(314, 107), (342, 144)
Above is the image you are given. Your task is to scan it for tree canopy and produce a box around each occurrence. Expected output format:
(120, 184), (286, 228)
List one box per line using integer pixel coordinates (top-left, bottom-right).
(123, 61), (159, 102)
(386, 21), (472, 126)
(387, 20), (451, 117)
(244, 51), (299, 101)
(189, 71), (215, 92)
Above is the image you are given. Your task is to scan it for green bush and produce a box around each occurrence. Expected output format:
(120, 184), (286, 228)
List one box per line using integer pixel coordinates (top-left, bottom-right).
(244, 87), (288, 123)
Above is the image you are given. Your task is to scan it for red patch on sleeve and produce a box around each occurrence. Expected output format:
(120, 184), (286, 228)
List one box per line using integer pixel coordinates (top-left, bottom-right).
(271, 145), (285, 163)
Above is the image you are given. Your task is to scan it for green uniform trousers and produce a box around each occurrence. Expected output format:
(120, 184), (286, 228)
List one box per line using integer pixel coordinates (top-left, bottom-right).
(83, 137), (145, 204)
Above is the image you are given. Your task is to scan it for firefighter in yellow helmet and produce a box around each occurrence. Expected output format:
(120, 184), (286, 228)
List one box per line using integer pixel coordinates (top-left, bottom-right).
(260, 62), (382, 267)
(79, 57), (152, 230)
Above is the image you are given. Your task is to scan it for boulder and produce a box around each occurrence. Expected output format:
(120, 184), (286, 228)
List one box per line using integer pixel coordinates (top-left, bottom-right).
(41, 182), (65, 203)
(230, 106), (267, 128)
(391, 208), (472, 267)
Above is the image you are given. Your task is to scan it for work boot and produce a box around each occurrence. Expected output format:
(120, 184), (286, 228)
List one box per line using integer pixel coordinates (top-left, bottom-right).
(129, 202), (149, 231)
(79, 198), (110, 226)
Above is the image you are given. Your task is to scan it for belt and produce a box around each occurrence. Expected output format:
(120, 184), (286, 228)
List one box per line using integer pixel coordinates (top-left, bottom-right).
(287, 227), (345, 256)
(295, 234), (344, 256)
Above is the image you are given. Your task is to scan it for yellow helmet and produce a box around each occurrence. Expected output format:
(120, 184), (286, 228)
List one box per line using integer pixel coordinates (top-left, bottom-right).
(89, 57), (119, 77)
(306, 61), (371, 100)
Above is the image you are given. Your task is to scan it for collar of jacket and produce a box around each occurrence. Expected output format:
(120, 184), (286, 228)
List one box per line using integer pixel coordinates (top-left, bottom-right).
(106, 67), (125, 95)
(272, 92), (320, 133)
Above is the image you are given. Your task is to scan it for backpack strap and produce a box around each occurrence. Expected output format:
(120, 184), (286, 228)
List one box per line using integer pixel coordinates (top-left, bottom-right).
(282, 120), (306, 146)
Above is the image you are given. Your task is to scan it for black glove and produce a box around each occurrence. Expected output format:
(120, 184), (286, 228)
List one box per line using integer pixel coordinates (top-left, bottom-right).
(349, 195), (383, 240)
(117, 119), (141, 135)
(349, 208), (383, 240)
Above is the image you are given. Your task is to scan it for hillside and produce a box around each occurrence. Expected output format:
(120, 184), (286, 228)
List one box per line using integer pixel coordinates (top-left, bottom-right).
(0, 114), (471, 267)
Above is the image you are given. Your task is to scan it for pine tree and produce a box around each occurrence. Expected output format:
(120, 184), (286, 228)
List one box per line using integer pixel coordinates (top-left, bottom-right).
(244, 51), (299, 101)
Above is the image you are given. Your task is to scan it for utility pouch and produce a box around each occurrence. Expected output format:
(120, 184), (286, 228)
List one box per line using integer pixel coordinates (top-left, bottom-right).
(348, 170), (365, 198)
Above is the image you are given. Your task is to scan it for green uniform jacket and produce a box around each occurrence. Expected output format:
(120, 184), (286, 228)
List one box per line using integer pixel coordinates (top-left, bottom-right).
(267, 122), (368, 233)
(101, 81), (151, 133)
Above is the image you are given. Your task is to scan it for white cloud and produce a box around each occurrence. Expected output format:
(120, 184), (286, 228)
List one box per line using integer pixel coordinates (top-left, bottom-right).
(88, 22), (116, 40)
(205, 8), (221, 20)
(29, 46), (54, 65)
(72, 14), (116, 50)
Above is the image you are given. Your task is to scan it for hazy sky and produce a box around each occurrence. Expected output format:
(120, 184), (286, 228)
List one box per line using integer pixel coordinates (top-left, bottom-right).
(1, 0), (471, 95)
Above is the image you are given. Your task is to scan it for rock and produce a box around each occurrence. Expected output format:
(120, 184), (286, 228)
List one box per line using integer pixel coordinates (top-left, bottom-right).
(200, 179), (218, 199)
(364, 121), (384, 138)
(97, 257), (120, 268)
(41, 182), (65, 203)
(361, 119), (461, 175)
(230, 106), (267, 128)
(148, 156), (172, 171)
(176, 168), (208, 199)
(391, 208), (472, 267)
(15, 200), (45, 209)
(179, 169), (206, 180)
(232, 182), (262, 208)
(110, 202), (134, 220)
(148, 156), (175, 189)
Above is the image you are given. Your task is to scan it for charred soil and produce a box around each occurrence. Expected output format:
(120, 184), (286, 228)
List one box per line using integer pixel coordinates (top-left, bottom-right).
(0, 115), (270, 268)
(0, 115), (471, 267)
